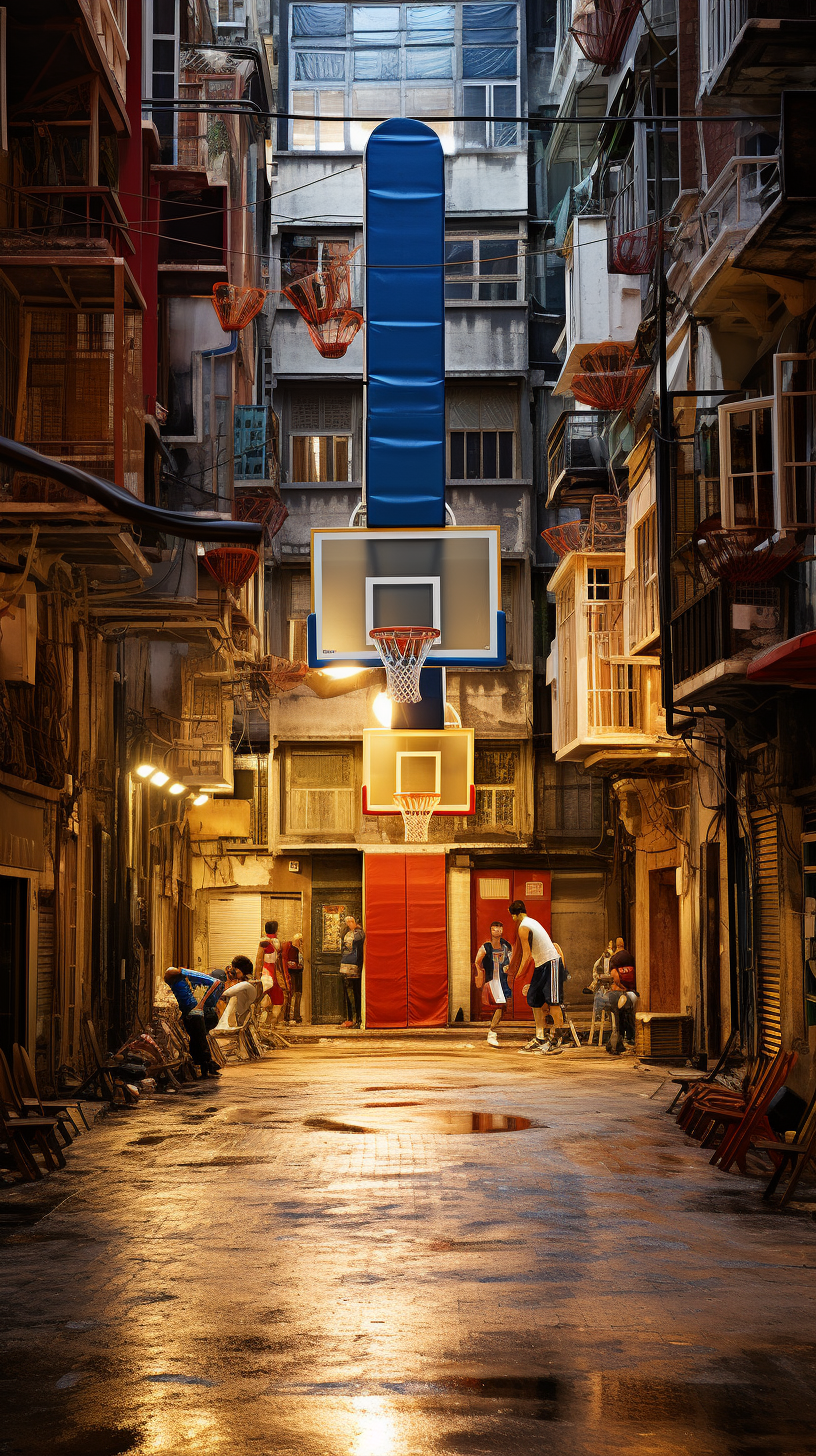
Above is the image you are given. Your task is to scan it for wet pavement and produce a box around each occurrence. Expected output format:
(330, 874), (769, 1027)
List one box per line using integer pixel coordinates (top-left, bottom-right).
(2, 1040), (816, 1455)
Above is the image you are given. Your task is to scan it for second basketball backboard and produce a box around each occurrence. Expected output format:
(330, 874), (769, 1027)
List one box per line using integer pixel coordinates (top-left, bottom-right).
(307, 527), (506, 668)
(363, 728), (475, 816)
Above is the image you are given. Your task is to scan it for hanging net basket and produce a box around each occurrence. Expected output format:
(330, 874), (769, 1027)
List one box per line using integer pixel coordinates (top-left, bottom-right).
(571, 343), (652, 415)
(586, 493), (627, 551)
(306, 310), (364, 360)
(211, 285), (268, 332)
(281, 249), (359, 325)
(202, 546), (260, 590)
(233, 489), (289, 542)
(368, 625), (440, 703)
(694, 526), (803, 584)
(609, 222), (661, 276)
(542, 520), (585, 558)
(569, 0), (642, 72)
(394, 792), (441, 844)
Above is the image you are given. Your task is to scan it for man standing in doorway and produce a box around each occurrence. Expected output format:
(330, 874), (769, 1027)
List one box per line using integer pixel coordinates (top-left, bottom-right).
(509, 899), (565, 1056)
(281, 933), (305, 1026)
(340, 914), (365, 1028)
(475, 920), (514, 1048)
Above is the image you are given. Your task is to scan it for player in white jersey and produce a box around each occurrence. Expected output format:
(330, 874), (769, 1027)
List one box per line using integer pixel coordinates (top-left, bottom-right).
(509, 899), (567, 1056)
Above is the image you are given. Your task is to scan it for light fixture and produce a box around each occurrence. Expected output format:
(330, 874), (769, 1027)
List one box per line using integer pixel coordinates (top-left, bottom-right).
(135, 763), (154, 778)
(168, 782), (186, 795)
(373, 691), (393, 729)
(320, 665), (363, 679)
(150, 770), (170, 787)
(192, 793), (208, 807)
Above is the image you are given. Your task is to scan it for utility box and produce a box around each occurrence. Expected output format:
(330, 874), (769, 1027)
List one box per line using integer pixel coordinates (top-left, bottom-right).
(0, 581), (37, 684)
(635, 1012), (694, 1061)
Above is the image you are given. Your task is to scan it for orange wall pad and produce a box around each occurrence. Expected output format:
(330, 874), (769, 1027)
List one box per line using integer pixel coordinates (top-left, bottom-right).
(406, 854), (448, 1026)
(363, 854), (408, 1028)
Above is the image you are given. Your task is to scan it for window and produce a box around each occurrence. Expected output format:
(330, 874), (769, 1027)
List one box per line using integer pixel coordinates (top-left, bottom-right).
(628, 508), (659, 651)
(775, 352), (816, 530)
(288, 391), (355, 482)
(473, 746), (517, 832)
(287, 572), (311, 662)
(284, 748), (356, 835)
(645, 85), (679, 222)
(447, 386), (517, 479)
(718, 398), (775, 529)
(288, 3), (519, 154)
(148, 0), (179, 164)
(540, 762), (603, 838)
(218, 0), (246, 24)
(280, 234), (353, 287)
(444, 232), (520, 300)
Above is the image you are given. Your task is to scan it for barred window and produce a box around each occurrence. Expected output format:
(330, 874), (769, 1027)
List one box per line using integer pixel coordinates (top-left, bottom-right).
(473, 746), (517, 831)
(284, 748), (356, 835)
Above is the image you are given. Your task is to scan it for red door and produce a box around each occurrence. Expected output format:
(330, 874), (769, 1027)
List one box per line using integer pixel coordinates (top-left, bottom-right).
(470, 868), (552, 1022)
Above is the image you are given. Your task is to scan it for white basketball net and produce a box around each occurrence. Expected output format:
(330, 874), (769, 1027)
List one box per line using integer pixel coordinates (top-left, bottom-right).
(394, 792), (441, 843)
(368, 626), (440, 704)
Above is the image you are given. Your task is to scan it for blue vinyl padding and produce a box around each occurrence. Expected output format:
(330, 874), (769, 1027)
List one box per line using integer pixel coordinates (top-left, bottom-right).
(307, 611), (506, 669)
(365, 120), (446, 529)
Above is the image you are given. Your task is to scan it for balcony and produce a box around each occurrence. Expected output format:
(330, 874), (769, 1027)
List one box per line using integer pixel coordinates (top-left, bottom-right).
(548, 550), (683, 767)
(546, 410), (612, 507)
(153, 171), (229, 295)
(733, 96), (816, 281)
(671, 578), (786, 703)
(700, 0), (816, 97)
(552, 216), (642, 397)
(80, 0), (128, 103)
(1, 187), (132, 258)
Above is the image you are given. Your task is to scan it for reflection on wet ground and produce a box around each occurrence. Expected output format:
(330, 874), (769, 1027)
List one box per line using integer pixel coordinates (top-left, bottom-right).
(305, 1109), (535, 1134)
(2, 1046), (816, 1456)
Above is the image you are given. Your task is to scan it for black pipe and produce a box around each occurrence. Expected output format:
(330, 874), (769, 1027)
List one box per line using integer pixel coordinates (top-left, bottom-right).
(0, 437), (262, 545)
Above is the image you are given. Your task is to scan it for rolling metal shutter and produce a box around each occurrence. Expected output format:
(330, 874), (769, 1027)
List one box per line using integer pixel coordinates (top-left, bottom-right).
(207, 894), (263, 971)
(752, 812), (782, 1054)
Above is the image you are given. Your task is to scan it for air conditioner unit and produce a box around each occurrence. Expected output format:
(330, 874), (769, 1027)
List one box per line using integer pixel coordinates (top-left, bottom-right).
(173, 676), (234, 792)
(0, 581), (37, 684)
(635, 1012), (693, 1061)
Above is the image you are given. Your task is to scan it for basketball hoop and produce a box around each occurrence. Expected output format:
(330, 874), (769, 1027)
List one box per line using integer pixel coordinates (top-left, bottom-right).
(394, 792), (441, 843)
(368, 625), (440, 703)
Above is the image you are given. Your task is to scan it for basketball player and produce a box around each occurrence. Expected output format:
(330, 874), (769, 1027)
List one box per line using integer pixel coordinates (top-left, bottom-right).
(509, 899), (565, 1056)
(475, 920), (514, 1048)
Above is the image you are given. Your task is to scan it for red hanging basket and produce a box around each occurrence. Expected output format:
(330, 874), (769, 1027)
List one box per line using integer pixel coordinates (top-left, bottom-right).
(609, 222), (660, 276)
(202, 546), (260, 590)
(695, 526), (803, 584)
(570, 0), (642, 72)
(281, 249), (359, 325)
(571, 343), (652, 415)
(211, 285), (268, 332)
(542, 521), (585, 558)
(233, 490), (289, 541)
(305, 310), (364, 359)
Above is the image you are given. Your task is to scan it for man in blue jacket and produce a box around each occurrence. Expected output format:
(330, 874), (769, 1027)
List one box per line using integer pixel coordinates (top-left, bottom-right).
(164, 966), (224, 1078)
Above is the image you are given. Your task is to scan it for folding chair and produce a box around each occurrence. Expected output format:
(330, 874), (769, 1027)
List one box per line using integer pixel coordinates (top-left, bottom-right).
(0, 1048), (66, 1175)
(13, 1043), (88, 1134)
(665, 1027), (739, 1114)
(755, 1085), (816, 1209)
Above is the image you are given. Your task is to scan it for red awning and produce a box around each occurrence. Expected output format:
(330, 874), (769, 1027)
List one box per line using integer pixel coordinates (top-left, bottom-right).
(746, 631), (816, 686)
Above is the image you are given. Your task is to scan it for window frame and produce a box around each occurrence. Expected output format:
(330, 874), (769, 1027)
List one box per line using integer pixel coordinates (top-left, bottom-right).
(282, 744), (358, 838)
(444, 230), (522, 302)
(718, 396), (776, 530)
(774, 351), (816, 531)
(289, 432), (353, 483)
(446, 384), (519, 481)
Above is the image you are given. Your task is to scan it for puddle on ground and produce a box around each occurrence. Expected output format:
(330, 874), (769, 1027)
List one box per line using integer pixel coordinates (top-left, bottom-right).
(54, 1430), (140, 1456)
(305, 1111), (536, 1135)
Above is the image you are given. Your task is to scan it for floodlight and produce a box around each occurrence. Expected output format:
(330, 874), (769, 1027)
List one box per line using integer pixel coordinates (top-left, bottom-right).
(150, 770), (170, 787)
(135, 763), (154, 778)
(168, 782), (186, 795)
(373, 691), (393, 729)
(193, 793), (208, 807)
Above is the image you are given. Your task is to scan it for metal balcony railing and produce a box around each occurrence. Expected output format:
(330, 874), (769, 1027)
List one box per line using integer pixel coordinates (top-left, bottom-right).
(547, 411), (610, 501)
(7, 188), (132, 254)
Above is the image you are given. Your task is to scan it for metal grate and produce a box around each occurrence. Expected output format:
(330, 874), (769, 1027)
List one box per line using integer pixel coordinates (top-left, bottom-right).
(752, 810), (783, 1055)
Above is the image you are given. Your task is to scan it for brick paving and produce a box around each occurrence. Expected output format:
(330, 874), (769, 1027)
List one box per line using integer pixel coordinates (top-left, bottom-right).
(2, 1041), (816, 1455)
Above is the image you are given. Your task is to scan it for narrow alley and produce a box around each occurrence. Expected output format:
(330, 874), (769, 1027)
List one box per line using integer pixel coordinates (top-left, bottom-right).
(2, 1045), (816, 1456)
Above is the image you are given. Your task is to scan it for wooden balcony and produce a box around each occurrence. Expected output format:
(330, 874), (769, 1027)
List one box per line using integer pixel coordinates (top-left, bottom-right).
(2, 188), (133, 257)
(549, 551), (684, 768)
(700, 0), (816, 97)
(79, 0), (128, 106)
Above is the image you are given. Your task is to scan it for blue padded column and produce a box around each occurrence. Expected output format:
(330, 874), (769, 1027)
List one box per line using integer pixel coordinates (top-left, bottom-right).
(365, 119), (445, 528)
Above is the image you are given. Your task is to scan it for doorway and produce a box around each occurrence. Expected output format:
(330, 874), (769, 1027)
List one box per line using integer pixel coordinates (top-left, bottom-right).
(311, 853), (363, 1024)
(470, 868), (552, 1022)
(0, 875), (29, 1061)
(649, 867), (680, 1012)
(702, 842), (722, 1056)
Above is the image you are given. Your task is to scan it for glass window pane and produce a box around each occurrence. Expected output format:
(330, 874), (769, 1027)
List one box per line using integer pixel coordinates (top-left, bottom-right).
(463, 46), (517, 77)
(498, 431), (513, 477)
(755, 406), (773, 474)
(732, 478), (756, 526)
(319, 119), (345, 150)
(406, 86), (454, 149)
(445, 283), (472, 298)
(292, 92), (316, 149)
(445, 240), (474, 273)
(482, 431), (497, 477)
(153, 0), (177, 33)
(729, 411), (754, 474)
(464, 84), (487, 147)
(463, 3), (518, 43)
(492, 84), (518, 145)
(352, 6), (401, 42)
(153, 39), (176, 70)
(351, 85), (400, 147)
(406, 46), (453, 78)
(479, 239), (517, 273)
(450, 432), (465, 478)
(295, 51), (346, 80)
(466, 432), (481, 478)
(407, 5), (455, 41)
(757, 475), (774, 527)
(335, 437), (350, 480)
(292, 4), (347, 36)
(354, 49), (399, 79)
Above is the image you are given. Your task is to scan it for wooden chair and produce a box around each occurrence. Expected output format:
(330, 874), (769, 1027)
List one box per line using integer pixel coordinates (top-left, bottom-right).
(155, 1015), (198, 1082)
(13, 1043), (89, 1135)
(665, 1028), (739, 1114)
(755, 1086), (816, 1209)
(75, 1019), (138, 1105)
(557, 1006), (582, 1049)
(710, 1051), (797, 1174)
(678, 1052), (770, 1139)
(0, 1048), (66, 1175)
(588, 1006), (611, 1047)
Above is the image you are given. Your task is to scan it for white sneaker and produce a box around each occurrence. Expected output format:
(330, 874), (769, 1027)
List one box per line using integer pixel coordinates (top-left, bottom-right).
(486, 1031), (499, 1048)
(518, 1037), (546, 1054)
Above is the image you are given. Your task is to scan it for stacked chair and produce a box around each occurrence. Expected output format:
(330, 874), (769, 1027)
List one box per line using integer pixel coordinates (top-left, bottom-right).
(0, 1045), (88, 1182)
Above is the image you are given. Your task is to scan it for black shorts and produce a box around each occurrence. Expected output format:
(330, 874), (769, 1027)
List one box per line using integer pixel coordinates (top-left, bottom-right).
(526, 962), (565, 1009)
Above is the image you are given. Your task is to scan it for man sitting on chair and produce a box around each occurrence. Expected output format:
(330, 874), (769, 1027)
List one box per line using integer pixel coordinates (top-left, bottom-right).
(214, 956), (260, 1031)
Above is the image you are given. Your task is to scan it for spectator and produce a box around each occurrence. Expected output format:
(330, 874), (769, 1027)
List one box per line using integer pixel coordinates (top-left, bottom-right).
(475, 920), (514, 1048)
(255, 920), (281, 983)
(585, 938), (616, 1022)
(163, 966), (223, 1078)
(281, 933), (305, 1026)
(214, 957), (260, 1031)
(340, 915), (365, 1028)
(608, 936), (638, 1047)
(509, 899), (565, 1056)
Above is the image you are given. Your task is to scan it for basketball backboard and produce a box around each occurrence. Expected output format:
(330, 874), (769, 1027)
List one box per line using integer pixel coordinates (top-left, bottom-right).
(362, 727), (475, 816)
(307, 527), (506, 668)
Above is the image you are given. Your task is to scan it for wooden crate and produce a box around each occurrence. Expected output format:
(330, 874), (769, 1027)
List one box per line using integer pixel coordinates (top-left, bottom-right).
(635, 1012), (693, 1061)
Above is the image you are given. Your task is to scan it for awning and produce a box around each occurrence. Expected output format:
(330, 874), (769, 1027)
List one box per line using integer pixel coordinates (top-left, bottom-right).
(746, 631), (816, 686)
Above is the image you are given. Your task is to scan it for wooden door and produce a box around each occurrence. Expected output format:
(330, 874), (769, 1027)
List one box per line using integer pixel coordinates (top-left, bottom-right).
(311, 889), (362, 1024)
(0, 875), (28, 1063)
(470, 867), (551, 1022)
(648, 868), (680, 1012)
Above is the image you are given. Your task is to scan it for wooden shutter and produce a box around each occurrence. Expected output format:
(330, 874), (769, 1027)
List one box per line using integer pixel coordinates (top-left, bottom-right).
(752, 811), (782, 1054)
(207, 893), (263, 969)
